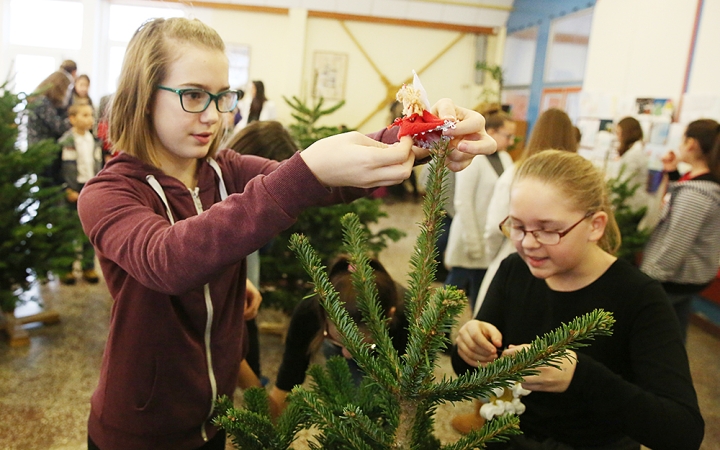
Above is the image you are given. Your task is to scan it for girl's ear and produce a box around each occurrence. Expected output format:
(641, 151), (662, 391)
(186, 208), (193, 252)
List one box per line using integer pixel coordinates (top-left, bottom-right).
(588, 211), (608, 244)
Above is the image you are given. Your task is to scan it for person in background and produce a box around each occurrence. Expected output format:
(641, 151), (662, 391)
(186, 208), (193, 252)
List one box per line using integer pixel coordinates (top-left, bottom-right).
(612, 116), (650, 214)
(224, 120), (299, 384)
(640, 119), (720, 343)
(444, 111), (515, 309)
(76, 16), (494, 450)
(59, 60), (77, 106)
(60, 60), (77, 81)
(268, 255), (408, 418)
(71, 74), (94, 108)
(58, 103), (103, 285)
(453, 150), (703, 450)
(26, 70), (73, 185)
(96, 93), (115, 162)
(233, 80), (277, 132)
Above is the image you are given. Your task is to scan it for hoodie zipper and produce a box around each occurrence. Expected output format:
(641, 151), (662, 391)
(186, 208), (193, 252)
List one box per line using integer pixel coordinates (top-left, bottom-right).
(190, 187), (218, 442)
(147, 167), (227, 444)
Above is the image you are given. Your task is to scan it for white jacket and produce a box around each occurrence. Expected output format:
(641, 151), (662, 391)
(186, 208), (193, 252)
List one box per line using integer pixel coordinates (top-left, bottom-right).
(444, 151), (513, 270)
(474, 165), (516, 315)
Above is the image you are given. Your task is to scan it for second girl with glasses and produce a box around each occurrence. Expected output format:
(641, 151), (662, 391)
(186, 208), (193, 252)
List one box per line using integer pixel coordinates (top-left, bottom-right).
(451, 150), (703, 450)
(77, 16), (494, 450)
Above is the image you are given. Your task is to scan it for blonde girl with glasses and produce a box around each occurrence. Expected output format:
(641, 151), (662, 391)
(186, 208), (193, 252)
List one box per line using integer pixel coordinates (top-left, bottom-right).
(451, 150), (703, 450)
(77, 17), (494, 450)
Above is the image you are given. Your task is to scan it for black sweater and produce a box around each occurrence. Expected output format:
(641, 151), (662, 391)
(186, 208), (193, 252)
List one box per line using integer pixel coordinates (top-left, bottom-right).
(451, 254), (704, 450)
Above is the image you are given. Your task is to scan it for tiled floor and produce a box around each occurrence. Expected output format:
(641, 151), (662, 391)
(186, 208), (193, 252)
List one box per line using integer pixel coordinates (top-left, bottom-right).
(1, 199), (718, 449)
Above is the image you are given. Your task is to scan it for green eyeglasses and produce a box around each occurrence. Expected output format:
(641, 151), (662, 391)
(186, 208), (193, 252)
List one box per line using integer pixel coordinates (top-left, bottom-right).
(157, 85), (240, 113)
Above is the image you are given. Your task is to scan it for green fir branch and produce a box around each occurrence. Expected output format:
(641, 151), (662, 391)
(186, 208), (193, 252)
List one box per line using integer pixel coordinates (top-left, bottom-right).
(441, 414), (521, 450)
(404, 145), (450, 324)
(428, 309), (615, 404)
(341, 213), (402, 379)
(289, 233), (400, 393)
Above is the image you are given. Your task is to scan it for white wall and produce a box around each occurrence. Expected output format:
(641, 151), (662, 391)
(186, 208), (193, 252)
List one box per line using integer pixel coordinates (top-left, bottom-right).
(582, 0), (698, 118)
(688, 0), (720, 95)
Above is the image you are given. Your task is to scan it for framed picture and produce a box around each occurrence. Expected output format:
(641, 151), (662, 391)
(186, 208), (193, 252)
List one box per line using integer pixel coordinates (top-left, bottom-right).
(313, 51), (348, 101)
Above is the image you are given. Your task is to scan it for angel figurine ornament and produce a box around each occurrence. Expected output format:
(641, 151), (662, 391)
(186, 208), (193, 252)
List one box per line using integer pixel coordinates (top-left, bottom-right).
(389, 72), (457, 149)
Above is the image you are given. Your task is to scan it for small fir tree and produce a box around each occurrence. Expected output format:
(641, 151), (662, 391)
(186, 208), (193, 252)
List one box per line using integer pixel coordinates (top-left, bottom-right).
(0, 86), (82, 312)
(215, 137), (615, 449)
(607, 167), (652, 264)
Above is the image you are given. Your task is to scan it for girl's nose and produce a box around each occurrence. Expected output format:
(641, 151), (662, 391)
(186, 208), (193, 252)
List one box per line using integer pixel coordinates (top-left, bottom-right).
(521, 231), (541, 248)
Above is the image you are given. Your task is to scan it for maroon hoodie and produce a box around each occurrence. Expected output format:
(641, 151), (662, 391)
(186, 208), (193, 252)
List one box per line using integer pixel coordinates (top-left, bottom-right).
(77, 131), (395, 449)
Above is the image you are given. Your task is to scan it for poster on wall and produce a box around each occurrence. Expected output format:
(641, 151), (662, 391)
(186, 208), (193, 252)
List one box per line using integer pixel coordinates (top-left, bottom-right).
(313, 52), (348, 101)
(635, 97), (674, 117)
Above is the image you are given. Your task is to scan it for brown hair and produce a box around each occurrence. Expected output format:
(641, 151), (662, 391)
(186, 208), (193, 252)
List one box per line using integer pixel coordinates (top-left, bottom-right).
(31, 71), (71, 107)
(223, 121), (297, 162)
(514, 150), (621, 254)
(109, 17), (226, 166)
(309, 255), (399, 354)
(685, 119), (720, 179)
(248, 80), (267, 124)
(60, 60), (77, 74)
(67, 103), (92, 117)
(485, 111), (512, 131)
(616, 116), (643, 156)
(521, 108), (577, 160)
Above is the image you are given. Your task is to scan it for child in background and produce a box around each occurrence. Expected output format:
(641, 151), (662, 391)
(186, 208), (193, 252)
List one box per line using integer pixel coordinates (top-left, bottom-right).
(444, 111), (515, 309)
(77, 17), (495, 450)
(641, 119), (720, 342)
(452, 150), (703, 449)
(58, 103), (102, 285)
(71, 74), (94, 108)
(269, 256), (408, 418)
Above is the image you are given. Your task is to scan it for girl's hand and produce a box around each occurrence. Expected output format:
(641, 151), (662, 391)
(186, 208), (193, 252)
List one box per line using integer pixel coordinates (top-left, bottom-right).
(66, 188), (79, 203)
(300, 132), (415, 188)
(429, 99), (497, 172)
(244, 279), (262, 320)
(661, 150), (678, 172)
(456, 320), (503, 367)
(502, 344), (577, 393)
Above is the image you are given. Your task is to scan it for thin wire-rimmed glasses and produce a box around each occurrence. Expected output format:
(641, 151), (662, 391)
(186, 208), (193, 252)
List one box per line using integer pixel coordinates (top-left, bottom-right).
(157, 85), (240, 113)
(499, 211), (594, 246)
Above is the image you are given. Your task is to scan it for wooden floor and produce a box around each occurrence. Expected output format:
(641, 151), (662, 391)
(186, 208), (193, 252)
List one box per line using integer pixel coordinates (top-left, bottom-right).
(1, 198), (719, 449)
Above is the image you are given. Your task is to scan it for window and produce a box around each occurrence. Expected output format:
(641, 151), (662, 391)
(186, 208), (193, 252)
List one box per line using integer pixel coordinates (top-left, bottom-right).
(10, 55), (57, 96)
(544, 9), (594, 83)
(105, 3), (184, 93)
(9, 0), (83, 49)
(503, 27), (538, 88)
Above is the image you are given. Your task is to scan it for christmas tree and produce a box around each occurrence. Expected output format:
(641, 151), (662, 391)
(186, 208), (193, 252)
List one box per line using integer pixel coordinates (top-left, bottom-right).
(215, 132), (615, 449)
(0, 86), (81, 314)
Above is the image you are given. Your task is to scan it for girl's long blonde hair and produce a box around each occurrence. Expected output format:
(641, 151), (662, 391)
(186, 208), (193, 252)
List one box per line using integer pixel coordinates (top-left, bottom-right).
(109, 17), (226, 166)
(514, 150), (621, 254)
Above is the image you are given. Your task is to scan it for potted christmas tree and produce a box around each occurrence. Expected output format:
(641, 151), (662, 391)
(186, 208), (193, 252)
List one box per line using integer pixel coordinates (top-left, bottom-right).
(0, 86), (81, 345)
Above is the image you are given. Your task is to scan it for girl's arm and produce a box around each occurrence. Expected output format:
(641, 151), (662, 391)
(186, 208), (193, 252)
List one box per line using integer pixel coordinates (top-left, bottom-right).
(641, 187), (716, 280)
(237, 359), (262, 389)
(564, 283), (704, 450)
